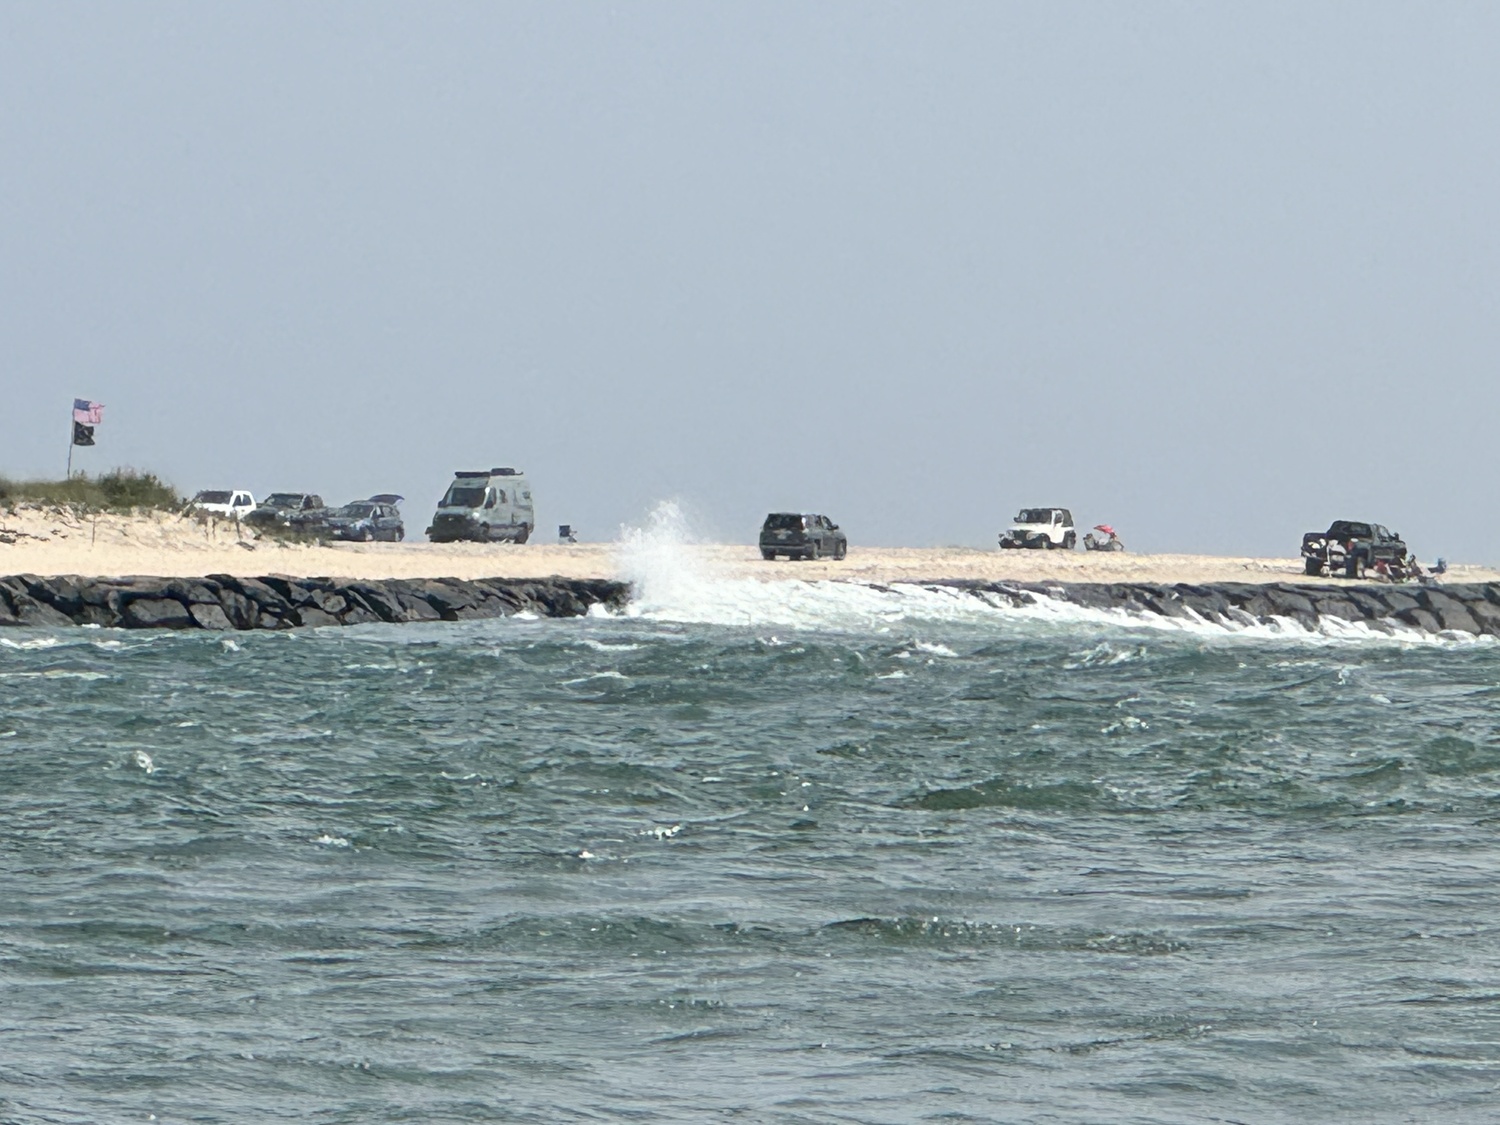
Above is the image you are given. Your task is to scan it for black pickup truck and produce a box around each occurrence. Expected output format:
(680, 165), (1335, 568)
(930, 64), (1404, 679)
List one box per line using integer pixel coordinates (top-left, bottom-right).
(1301, 520), (1407, 578)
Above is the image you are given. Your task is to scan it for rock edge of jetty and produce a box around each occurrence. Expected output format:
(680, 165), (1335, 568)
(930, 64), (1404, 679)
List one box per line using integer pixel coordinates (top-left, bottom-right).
(926, 579), (1500, 636)
(3, 575), (1499, 636)
(0, 574), (628, 629)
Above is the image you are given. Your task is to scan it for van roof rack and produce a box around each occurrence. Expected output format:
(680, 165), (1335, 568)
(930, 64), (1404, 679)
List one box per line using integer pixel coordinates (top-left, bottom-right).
(453, 467), (522, 478)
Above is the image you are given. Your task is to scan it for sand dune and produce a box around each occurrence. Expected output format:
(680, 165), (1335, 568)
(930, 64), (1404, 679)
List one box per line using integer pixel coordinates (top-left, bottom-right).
(1, 508), (1494, 586)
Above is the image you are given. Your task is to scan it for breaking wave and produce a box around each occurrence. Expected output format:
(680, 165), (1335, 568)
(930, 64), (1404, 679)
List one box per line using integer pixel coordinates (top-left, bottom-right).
(611, 503), (1483, 645)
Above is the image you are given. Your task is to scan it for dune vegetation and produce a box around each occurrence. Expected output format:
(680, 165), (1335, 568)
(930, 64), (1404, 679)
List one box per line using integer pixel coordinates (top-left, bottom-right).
(0, 469), (181, 513)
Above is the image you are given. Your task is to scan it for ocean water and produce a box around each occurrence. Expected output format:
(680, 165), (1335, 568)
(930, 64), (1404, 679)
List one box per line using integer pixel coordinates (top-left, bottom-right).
(6, 560), (1500, 1122)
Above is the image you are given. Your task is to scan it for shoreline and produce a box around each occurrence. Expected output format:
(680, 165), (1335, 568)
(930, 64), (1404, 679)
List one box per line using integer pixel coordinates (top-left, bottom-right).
(1, 509), (1495, 587)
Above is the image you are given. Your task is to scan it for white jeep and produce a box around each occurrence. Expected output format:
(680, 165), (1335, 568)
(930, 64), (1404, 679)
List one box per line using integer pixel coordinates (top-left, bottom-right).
(187, 489), (257, 520)
(999, 507), (1076, 550)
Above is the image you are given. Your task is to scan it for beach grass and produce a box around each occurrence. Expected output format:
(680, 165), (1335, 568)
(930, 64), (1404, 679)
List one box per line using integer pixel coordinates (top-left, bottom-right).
(0, 469), (181, 513)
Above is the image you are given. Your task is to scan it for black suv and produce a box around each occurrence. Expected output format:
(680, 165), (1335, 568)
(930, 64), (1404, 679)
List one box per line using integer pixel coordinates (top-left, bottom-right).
(245, 492), (326, 530)
(760, 513), (847, 561)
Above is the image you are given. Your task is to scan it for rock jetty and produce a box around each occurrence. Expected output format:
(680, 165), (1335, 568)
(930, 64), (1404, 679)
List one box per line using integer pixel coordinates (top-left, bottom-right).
(938, 580), (1500, 636)
(0, 574), (628, 630)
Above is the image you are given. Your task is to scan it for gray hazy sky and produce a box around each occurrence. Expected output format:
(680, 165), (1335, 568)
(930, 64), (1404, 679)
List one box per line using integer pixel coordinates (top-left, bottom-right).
(3, 3), (1498, 557)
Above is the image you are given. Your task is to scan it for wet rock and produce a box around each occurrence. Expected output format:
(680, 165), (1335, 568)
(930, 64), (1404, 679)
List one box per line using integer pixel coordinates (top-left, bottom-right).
(1420, 591), (1480, 634)
(13, 595), (74, 627)
(345, 583), (404, 622)
(0, 574), (626, 631)
(1398, 607), (1442, 633)
(412, 579), (477, 619)
(162, 578), (222, 606)
(393, 592), (442, 622)
(21, 575), (85, 617)
(216, 589), (259, 630)
(123, 598), (195, 629)
(188, 603), (233, 630)
(309, 589), (347, 615)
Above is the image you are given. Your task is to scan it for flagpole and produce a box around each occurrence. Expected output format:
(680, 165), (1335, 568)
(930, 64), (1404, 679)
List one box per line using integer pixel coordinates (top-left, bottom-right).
(66, 402), (74, 479)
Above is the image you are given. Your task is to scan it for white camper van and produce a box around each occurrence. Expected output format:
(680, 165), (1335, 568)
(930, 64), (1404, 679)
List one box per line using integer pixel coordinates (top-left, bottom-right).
(425, 468), (535, 544)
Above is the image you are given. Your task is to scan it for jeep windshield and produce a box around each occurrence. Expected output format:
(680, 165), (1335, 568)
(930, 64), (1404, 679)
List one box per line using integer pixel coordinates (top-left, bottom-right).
(1327, 521), (1373, 539)
(193, 491), (231, 504)
(1015, 509), (1056, 524)
(763, 514), (804, 530)
(263, 493), (303, 508)
(442, 486), (488, 508)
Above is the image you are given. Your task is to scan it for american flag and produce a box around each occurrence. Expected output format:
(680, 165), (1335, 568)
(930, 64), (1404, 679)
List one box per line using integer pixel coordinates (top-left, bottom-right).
(73, 398), (103, 425)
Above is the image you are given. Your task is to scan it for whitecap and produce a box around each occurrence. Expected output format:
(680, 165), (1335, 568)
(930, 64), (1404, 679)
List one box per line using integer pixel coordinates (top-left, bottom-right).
(560, 670), (629, 686)
(0, 670), (109, 681)
(913, 641), (957, 657)
(582, 638), (641, 652)
(312, 834), (350, 847)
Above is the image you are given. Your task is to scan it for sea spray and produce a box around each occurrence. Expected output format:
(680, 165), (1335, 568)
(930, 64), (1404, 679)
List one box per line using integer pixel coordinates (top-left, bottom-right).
(614, 500), (725, 620)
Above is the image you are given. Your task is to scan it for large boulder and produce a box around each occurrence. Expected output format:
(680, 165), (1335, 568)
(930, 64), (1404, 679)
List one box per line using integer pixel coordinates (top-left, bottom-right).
(188, 603), (233, 630)
(123, 598), (195, 629)
(1420, 591), (1480, 634)
(344, 582), (404, 622)
(293, 606), (340, 628)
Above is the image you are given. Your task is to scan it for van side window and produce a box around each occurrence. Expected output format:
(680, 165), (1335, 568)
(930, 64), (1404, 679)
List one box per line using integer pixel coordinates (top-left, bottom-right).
(484, 490), (496, 509)
(497, 490), (507, 505)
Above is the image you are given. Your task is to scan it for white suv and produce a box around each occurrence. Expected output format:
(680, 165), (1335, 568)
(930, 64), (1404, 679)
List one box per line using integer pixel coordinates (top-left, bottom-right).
(187, 489), (257, 520)
(999, 507), (1076, 550)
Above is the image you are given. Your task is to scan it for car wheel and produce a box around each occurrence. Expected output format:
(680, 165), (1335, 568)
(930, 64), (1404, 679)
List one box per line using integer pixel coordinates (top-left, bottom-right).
(805, 541), (820, 560)
(1063, 532), (1076, 550)
(762, 549), (776, 560)
(999, 539), (1017, 549)
(360, 528), (373, 542)
(515, 524), (530, 545)
(836, 541), (846, 560)
(1304, 557), (1323, 577)
(396, 528), (405, 542)
(1346, 555), (1365, 580)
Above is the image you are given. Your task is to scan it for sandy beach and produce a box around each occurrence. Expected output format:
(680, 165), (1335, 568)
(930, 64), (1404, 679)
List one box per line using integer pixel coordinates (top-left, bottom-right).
(2, 508), (1495, 586)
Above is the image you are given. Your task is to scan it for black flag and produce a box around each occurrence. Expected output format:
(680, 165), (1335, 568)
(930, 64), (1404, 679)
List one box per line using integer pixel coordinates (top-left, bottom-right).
(72, 422), (95, 447)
